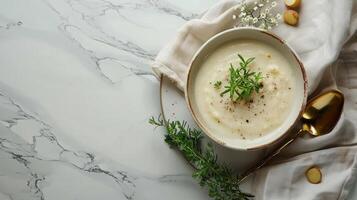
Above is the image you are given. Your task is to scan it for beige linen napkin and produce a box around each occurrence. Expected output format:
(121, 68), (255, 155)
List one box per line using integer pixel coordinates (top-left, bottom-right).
(152, 0), (357, 199)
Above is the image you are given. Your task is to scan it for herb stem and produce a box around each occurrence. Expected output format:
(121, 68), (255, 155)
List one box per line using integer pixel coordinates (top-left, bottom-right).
(149, 116), (254, 200)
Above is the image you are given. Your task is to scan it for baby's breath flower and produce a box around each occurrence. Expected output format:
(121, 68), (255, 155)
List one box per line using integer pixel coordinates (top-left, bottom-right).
(243, 17), (248, 23)
(233, 0), (281, 30)
(252, 17), (258, 24)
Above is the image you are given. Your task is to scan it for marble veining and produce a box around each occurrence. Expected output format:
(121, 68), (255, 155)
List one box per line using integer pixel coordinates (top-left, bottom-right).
(0, 0), (356, 199)
(0, 0), (217, 199)
(0, 90), (136, 199)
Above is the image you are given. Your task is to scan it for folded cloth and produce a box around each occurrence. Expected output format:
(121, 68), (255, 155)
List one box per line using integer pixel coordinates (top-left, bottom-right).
(152, 0), (356, 93)
(152, 0), (357, 199)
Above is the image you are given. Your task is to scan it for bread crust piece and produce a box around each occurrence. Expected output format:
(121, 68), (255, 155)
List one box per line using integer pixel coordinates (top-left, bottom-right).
(305, 166), (322, 184)
(284, 10), (299, 26)
(284, 0), (301, 9)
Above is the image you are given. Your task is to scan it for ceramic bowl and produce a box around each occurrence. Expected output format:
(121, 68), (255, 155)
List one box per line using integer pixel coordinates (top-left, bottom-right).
(185, 28), (307, 151)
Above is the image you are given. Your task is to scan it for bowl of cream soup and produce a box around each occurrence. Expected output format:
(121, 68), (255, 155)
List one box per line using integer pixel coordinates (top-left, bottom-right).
(185, 28), (307, 151)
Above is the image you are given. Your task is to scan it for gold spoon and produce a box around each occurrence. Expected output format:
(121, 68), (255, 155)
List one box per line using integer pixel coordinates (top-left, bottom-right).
(301, 90), (344, 136)
(238, 90), (344, 183)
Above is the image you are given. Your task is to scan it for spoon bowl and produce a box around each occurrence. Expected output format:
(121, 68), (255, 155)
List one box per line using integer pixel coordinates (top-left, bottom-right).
(302, 90), (344, 136)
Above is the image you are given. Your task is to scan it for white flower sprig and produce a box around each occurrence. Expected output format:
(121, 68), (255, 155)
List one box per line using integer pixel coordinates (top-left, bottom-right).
(233, 0), (282, 30)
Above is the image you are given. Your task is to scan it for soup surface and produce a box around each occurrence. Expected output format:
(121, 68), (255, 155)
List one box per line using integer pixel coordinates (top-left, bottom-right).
(193, 40), (295, 140)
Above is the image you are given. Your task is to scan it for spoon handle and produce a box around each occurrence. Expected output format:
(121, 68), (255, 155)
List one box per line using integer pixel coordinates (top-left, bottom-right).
(238, 129), (305, 183)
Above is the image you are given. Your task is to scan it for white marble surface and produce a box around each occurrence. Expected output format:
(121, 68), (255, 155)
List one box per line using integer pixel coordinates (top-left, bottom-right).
(0, 0), (217, 199)
(0, 0), (356, 200)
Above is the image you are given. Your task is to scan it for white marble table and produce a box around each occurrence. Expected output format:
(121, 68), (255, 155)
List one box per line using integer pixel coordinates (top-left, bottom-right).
(0, 0), (356, 200)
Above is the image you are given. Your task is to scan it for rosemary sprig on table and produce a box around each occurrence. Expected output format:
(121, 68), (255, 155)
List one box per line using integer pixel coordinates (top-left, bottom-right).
(149, 116), (254, 200)
(220, 54), (263, 101)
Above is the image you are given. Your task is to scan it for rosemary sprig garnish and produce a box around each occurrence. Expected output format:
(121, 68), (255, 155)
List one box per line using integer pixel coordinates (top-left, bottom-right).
(220, 54), (263, 101)
(149, 116), (254, 200)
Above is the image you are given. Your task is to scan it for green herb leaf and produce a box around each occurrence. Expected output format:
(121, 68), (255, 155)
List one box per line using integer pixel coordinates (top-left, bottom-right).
(149, 116), (254, 200)
(220, 54), (263, 101)
(214, 81), (222, 89)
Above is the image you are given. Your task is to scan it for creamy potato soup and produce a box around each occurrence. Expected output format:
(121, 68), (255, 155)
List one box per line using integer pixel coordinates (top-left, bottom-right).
(194, 40), (295, 140)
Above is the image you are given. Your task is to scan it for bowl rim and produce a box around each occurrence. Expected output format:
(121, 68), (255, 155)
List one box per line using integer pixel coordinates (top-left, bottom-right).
(184, 27), (308, 151)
